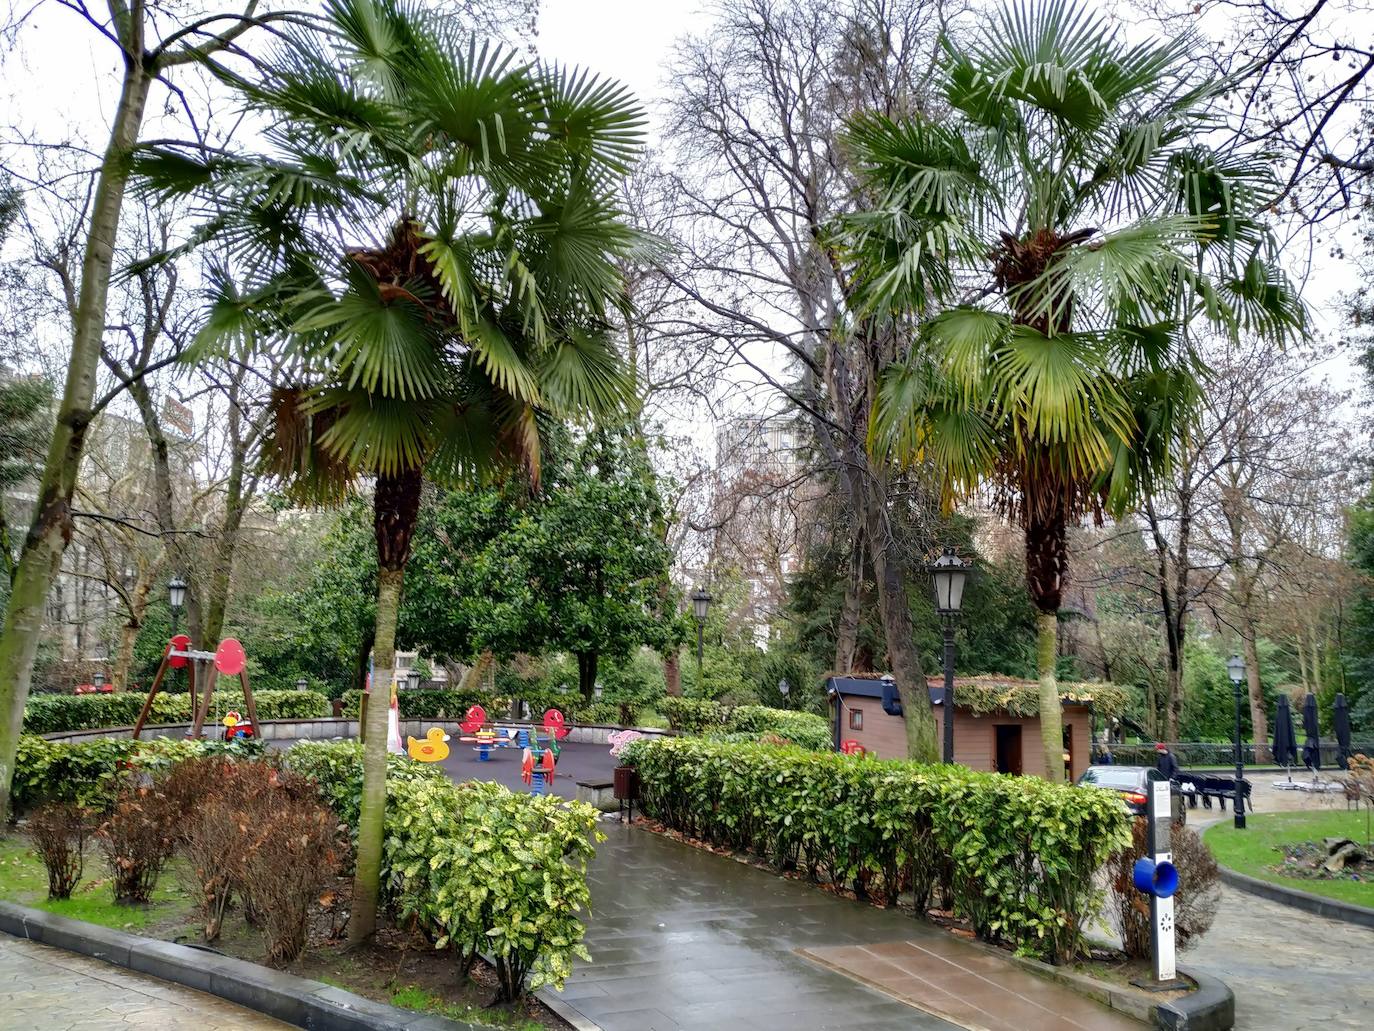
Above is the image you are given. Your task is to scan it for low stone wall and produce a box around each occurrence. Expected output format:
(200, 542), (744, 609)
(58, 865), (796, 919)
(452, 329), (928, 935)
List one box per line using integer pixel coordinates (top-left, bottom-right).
(42, 718), (673, 746)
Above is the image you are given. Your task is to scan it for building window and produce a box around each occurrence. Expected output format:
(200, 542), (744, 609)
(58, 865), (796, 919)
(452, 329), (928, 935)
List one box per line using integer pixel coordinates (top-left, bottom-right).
(848, 708), (863, 731)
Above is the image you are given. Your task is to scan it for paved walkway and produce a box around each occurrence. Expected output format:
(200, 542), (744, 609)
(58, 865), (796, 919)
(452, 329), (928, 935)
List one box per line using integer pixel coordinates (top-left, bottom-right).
(552, 823), (1142, 1030)
(0, 934), (288, 1031)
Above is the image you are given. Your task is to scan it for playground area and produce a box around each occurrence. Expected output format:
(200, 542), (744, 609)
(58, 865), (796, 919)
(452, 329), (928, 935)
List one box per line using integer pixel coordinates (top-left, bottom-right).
(436, 737), (618, 799)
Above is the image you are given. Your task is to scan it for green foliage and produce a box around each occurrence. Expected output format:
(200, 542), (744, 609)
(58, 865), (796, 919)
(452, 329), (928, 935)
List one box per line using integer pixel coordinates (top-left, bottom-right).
(401, 427), (677, 696)
(283, 742), (599, 998)
(22, 690), (330, 735)
(10, 736), (264, 815)
(755, 650), (823, 712)
(722, 706), (832, 750)
(624, 737), (1131, 962)
(1343, 491), (1374, 727)
(659, 697), (727, 734)
(340, 688), (488, 721)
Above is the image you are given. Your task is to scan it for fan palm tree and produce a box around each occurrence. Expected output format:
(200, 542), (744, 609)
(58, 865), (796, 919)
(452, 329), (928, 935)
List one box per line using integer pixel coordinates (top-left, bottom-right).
(847, 0), (1303, 780)
(137, 0), (645, 937)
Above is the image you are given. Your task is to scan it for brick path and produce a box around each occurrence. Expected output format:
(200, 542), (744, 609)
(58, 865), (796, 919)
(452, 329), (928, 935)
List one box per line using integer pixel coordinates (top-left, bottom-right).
(0, 934), (288, 1031)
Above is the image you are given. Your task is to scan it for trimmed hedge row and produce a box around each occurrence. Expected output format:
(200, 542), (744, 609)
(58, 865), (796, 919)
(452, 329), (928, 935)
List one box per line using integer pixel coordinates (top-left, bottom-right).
(623, 737), (1131, 961)
(339, 688), (627, 726)
(22, 690), (331, 735)
(283, 742), (598, 996)
(659, 698), (832, 749)
(10, 734), (265, 814)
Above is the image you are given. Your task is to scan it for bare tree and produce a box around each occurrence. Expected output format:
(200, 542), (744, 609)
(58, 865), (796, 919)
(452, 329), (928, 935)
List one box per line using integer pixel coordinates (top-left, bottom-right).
(650, 0), (953, 757)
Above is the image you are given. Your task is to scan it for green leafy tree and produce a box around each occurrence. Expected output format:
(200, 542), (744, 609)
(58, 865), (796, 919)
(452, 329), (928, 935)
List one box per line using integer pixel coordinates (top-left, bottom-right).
(852, 0), (1303, 780)
(402, 426), (676, 698)
(137, 0), (645, 939)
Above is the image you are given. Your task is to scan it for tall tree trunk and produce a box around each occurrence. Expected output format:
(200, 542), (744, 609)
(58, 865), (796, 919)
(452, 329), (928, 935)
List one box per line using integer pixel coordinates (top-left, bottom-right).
(663, 647), (681, 697)
(201, 445), (249, 646)
(110, 576), (152, 692)
(834, 527), (863, 672)
(861, 478), (937, 762)
(577, 651), (599, 702)
(1243, 623), (1269, 763)
(457, 650), (494, 692)
(1025, 505), (1067, 782)
(128, 377), (207, 645)
(350, 468), (422, 944)
(0, 61), (152, 823)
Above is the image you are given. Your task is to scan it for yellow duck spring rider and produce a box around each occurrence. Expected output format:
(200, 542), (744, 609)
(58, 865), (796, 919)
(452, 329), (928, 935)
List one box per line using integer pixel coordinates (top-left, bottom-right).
(407, 727), (450, 762)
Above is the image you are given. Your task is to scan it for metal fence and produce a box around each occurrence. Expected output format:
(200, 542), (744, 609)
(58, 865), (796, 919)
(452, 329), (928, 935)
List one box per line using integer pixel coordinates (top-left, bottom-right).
(1104, 741), (1374, 768)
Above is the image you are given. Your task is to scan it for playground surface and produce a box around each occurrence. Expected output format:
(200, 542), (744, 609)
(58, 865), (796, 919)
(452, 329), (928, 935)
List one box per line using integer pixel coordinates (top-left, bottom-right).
(437, 738), (618, 799)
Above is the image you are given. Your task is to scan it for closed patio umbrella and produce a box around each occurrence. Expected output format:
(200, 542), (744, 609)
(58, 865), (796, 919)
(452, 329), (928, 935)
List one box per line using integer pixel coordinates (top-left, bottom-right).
(1301, 693), (1321, 772)
(1272, 694), (1297, 770)
(1334, 693), (1352, 771)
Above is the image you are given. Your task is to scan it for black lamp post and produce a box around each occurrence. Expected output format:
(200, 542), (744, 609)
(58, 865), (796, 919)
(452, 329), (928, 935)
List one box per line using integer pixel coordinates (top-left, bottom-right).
(168, 575), (188, 638)
(405, 668), (421, 692)
(296, 676), (309, 692)
(1227, 653), (1247, 829)
(929, 547), (973, 764)
(690, 586), (712, 679)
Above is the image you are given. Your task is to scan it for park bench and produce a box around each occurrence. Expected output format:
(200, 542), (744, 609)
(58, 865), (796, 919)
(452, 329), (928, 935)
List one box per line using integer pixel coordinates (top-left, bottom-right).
(1179, 772), (1252, 811)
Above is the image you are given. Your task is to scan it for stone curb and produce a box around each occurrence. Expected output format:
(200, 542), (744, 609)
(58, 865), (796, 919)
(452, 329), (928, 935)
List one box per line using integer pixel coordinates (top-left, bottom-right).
(1218, 864), (1374, 930)
(969, 940), (1233, 1031)
(0, 901), (477, 1031)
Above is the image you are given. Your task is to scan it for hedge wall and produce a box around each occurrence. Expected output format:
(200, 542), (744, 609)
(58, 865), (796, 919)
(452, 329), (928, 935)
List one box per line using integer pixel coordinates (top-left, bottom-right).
(623, 737), (1130, 961)
(10, 735), (265, 814)
(22, 690), (331, 735)
(339, 688), (628, 726)
(659, 698), (831, 749)
(283, 742), (598, 995)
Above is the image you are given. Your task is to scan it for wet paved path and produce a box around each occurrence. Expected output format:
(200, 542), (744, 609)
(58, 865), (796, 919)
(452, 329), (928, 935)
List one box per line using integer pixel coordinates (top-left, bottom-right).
(553, 824), (1141, 1031)
(0, 934), (288, 1031)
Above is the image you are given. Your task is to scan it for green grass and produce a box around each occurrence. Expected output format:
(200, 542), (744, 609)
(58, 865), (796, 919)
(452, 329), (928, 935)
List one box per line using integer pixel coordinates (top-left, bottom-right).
(1204, 809), (1374, 909)
(0, 835), (199, 933)
(389, 985), (542, 1031)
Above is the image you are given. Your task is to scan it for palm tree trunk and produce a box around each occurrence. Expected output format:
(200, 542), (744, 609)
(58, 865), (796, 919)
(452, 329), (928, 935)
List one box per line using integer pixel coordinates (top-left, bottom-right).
(1036, 612), (1063, 782)
(663, 648), (681, 697)
(1025, 505), (1067, 782)
(350, 468), (422, 944)
(0, 62), (152, 824)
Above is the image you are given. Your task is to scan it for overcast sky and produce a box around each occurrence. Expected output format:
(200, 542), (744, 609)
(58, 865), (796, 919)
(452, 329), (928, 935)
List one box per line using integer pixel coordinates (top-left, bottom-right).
(0, 0), (1361, 397)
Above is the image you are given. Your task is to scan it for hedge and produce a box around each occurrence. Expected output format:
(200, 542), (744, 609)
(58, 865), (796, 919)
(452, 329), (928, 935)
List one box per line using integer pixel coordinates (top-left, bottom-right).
(724, 706), (831, 749)
(22, 690), (331, 735)
(659, 697), (727, 733)
(339, 688), (629, 726)
(283, 742), (598, 996)
(10, 735), (265, 815)
(622, 737), (1131, 961)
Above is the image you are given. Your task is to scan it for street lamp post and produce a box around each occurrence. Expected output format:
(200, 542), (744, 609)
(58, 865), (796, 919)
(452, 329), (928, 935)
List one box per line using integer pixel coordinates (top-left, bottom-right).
(929, 547), (973, 764)
(296, 676), (309, 692)
(690, 586), (712, 680)
(1226, 654), (1247, 830)
(405, 669), (421, 692)
(168, 575), (188, 638)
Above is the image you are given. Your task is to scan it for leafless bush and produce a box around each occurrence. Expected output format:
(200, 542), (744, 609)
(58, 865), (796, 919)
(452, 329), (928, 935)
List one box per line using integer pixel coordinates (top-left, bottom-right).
(177, 794), (242, 940)
(235, 795), (341, 966)
(27, 802), (91, 899)
(171, 758), (320, 942)
(1108, 818), (1220, 958)
(97, 784), (175, 904)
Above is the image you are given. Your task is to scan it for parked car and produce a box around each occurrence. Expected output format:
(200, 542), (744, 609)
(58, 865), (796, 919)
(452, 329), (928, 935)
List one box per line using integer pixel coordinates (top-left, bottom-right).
(1077, 764), (1186, 824)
